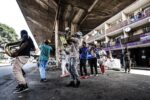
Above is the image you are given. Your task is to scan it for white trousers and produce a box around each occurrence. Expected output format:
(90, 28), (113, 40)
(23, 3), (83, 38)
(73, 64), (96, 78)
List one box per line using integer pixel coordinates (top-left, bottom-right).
(61, 60), (69, 75)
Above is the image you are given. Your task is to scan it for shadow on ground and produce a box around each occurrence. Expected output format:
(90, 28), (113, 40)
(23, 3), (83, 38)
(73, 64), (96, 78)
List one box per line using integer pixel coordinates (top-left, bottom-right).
(0, 68), (150, 100)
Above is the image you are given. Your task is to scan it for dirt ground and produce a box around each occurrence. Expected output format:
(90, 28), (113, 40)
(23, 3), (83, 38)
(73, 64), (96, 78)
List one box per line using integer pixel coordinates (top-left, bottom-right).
(0, 68), (150, 100)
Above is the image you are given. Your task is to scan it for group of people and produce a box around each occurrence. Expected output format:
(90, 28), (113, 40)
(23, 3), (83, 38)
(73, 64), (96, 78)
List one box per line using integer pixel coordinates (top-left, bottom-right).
(79, 42), (107, 77)
(10, 29), (131, 94)
(59, 40), (108, 87)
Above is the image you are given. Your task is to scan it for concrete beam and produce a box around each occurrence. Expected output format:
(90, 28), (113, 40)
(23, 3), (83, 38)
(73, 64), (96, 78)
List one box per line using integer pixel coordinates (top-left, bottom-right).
(72, 9), (85, 24)
(64, 5), (73, 21)
(80, 0), (99, 25)
(88, 0), (99, 12)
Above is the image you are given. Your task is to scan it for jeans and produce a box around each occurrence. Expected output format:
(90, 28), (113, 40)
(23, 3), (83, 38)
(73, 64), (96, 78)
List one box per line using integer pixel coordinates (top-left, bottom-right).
(39, 60), (48, 79)
(69, 57), (79, 81)
(80, 59), (87, 76)
(61, 60), (69, 75)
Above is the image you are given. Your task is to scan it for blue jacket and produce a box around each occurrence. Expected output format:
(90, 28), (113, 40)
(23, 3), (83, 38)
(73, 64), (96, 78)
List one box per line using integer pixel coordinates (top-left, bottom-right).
(79, 47), (88, 59)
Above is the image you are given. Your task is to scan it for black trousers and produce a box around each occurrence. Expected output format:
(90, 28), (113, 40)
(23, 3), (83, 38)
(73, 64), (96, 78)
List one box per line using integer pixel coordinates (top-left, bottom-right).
(125, 60), (131, 72)
(89, 58), (98, 75)
(80, 59), (87, 76)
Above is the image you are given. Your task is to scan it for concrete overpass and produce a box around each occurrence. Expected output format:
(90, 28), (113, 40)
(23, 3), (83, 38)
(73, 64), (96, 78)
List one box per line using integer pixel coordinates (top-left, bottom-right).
(17, 0), (136, 44)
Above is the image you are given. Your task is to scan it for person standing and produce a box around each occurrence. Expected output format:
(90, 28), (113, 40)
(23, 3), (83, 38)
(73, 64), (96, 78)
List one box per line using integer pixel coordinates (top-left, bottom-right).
(79, 42), (88, 78)
(89, 45), (98, 76)
(39, 40), (52, 82)
(66, 36), (80, 88)
(98, 46), (107, 74)
(12, 30), (35, 93)
(59, 49), (69, 77)
(124, 48), (131, 73)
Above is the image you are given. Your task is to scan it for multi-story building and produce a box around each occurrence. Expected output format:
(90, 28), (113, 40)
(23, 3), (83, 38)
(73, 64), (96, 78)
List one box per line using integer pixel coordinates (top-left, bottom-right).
(83, 0), (150, 67)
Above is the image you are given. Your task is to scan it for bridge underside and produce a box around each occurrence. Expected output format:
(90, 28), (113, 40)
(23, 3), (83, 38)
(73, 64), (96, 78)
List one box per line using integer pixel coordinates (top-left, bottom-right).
(17, 0), (136, 44)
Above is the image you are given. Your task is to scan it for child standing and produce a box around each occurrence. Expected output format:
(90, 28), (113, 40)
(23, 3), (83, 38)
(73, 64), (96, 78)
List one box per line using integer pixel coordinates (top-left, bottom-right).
(59, 49), (69, 77)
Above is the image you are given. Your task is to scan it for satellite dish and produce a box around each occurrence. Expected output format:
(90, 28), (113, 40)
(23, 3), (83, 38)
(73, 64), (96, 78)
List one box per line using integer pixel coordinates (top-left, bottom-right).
(124, 27), (131, 32)
(148, 18), (150, 22)
(94, 41), (97, 44)
(65, 27), (70, 31)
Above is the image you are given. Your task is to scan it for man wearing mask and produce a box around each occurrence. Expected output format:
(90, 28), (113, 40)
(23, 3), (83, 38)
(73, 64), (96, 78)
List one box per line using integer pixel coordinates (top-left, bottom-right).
(12, 30), (35, 93)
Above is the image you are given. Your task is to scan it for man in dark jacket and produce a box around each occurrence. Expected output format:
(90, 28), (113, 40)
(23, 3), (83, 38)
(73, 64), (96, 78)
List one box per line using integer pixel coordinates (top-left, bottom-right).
(12, 30), (35, 93)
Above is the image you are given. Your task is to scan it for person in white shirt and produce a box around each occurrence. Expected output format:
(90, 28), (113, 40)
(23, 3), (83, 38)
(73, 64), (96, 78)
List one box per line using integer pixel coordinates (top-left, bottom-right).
(98, 46), (107, 74)
(59, 49), (69, 77)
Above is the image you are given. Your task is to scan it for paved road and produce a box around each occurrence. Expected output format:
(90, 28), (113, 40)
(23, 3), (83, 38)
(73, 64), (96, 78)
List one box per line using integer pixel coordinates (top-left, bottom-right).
(0, 62), (37, 78)
(1, 69), (150, 100)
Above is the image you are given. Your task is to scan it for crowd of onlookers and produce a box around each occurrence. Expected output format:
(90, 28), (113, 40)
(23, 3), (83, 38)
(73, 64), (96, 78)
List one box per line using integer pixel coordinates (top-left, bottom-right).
(59, 42), (108, 79)
(129, 11), (145, 23)
(59, 41), (133, 79)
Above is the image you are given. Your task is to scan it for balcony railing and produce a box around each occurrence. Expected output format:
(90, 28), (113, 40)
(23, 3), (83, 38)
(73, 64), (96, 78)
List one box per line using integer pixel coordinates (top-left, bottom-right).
(106, 20), (128, 33)
(104, 32), (150, 51)
(106, 11), (150, 34)
(86, 33), (105, 43)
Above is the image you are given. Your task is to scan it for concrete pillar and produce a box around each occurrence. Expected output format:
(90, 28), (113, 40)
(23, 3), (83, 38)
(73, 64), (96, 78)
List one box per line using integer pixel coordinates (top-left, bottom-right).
(104, 23), (109, 30)
(105, 35), (112, 58)
(123, 28), (129, 38)
(121, 12), (128, 21)
(71, 23), (78, 35)
(55, 20), (59, 66)
(64, 21), (69, 29)
(105, 36), (110, 43)
(100, 29), (103, 34)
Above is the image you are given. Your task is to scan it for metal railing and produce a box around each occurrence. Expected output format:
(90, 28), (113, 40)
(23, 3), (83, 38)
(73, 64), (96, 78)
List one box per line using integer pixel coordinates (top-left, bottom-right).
(106, 11), (150, 34)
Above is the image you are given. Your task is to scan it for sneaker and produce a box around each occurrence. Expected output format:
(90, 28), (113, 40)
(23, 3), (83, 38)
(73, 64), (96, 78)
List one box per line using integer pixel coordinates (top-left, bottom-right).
(84, 76), (89, 79)
(64, 73), (70, 76)
(60, 74), (68, 77)
(60, 75), (65, 77)
(66, 81), (75, 87)
(90, 74), (94, 77)
(14, 84), (21, 90)
(95, 74), (99, 76)
(40, 78), (47, 82)
(80, 76), (85, 79)
(75, 80), (80, 88)
(13, 84), (29, 94)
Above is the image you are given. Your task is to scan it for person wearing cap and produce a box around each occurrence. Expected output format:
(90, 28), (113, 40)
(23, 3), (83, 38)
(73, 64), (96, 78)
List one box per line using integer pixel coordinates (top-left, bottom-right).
(66, 33), (81, 88)
(38, 39), (52, 82)
(11, 30), (35, 93)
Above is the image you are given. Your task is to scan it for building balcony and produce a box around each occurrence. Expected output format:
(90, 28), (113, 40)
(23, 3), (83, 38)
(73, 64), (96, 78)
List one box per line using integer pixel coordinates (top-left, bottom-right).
(86, 33), (105, 43)
(106, 20), (128, 34)
(104, 32), (150, 51)
(106, 11), (150, 36)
